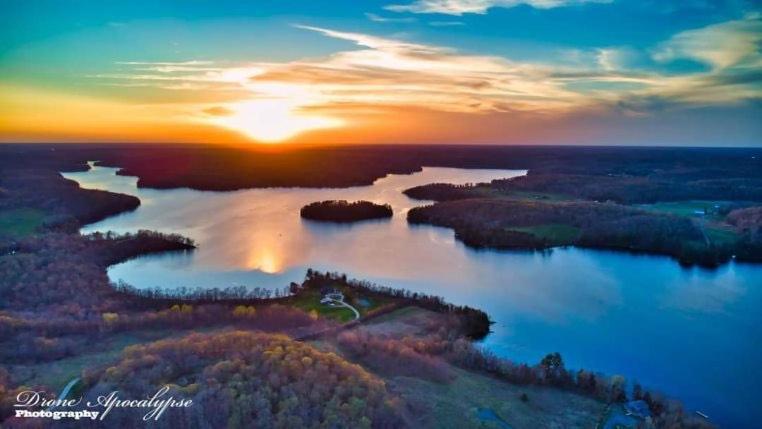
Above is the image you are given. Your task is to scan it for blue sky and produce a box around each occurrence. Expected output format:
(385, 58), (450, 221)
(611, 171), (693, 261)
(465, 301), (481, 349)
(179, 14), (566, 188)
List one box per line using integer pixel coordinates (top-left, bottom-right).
(1, 0), (760, 145)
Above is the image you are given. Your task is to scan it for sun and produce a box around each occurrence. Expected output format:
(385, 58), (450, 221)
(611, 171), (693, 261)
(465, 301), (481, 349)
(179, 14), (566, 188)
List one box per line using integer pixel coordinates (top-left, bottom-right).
(208, 99), (343, 143)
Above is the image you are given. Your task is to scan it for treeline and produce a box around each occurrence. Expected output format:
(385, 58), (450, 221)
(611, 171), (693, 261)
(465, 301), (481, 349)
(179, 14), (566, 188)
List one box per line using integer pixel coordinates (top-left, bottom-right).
(0, 231), (196, 312)
(0, 304), (323, 365)
(444, 343), (711, 428)
(302, 270), (491, 339)
(727, 206), (762, 233)
(403, 183), (482, 201)
(5, 144), (759, 192)
(492, 174), (762, 204)
(404, 175), (762, 205)
(408, 198), (756, 266)
(331, 314), (710, 427)
(300, 200), (393, 223)
(114, 281), (293, 304)
(87, 230), (195, 266)
(0, 168), (140, 232)
(334, 322), (710, 429)
(60, 331), (405, 429)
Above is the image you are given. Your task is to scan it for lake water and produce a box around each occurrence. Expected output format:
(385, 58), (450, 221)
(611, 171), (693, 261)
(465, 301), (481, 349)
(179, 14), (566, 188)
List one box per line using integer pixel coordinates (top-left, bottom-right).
(64, 165), (762, 428)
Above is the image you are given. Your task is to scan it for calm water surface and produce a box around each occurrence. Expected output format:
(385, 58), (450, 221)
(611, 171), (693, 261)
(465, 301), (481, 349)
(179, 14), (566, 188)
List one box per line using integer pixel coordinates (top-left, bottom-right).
(64, 165), (762, 428)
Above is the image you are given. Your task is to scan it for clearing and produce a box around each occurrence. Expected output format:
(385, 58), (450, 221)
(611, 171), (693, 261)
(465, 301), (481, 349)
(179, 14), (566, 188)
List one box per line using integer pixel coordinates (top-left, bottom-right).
(319, 306), (608, 429)
(0, 208), (46, 238)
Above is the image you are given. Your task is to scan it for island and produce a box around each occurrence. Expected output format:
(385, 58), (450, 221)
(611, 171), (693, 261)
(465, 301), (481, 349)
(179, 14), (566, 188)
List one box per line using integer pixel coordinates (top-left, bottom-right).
(300, 200), (393, 223)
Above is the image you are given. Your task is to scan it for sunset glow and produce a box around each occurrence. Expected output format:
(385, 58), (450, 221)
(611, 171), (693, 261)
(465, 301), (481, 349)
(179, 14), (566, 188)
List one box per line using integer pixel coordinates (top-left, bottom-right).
(205, 99), (344, 143)
(1, 1), (760, 145)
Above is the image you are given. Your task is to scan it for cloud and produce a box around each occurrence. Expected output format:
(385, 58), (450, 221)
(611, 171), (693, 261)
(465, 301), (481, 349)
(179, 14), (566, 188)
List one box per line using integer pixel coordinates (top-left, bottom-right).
(116, 61), (215, 66)
(93, 21), (761, 140)
(652, 13), (762, 70)
(202, 106), (234, 116)
(384, 0), (611, 15)
(365, 12), (417, 23)
(428, 20), (466, 26)
(279, 25), (584, 113)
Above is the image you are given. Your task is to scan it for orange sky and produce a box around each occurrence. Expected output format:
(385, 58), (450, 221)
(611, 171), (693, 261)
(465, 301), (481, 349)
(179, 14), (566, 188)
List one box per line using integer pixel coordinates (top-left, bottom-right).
(2, 12), (760, 146)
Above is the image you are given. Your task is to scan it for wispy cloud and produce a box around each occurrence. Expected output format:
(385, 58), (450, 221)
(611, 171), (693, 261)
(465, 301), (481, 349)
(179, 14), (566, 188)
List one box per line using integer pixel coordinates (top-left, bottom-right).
(92, 20), (761, 138)
(115, 61), (215, 66)
(385, 0), (611, 16)
(428, 20), (466, 26)
(365, 12), (417, 23)
(652, 13), (762, 70)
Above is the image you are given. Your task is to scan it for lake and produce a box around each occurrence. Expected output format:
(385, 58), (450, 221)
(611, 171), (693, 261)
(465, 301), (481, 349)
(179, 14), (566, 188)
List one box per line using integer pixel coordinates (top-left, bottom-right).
(64, 164), (762, 428)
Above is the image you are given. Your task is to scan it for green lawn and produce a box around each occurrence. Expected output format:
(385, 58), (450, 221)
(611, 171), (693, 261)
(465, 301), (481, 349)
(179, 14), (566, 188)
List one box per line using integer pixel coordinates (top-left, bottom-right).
(705, 226), (740, 247)
(390, 368), (606, 429)
(291, 284), (394, 322)
(508, 224), (581, 245)
(638, 201), (732, 220)
(290, 287), (356, 322)
(0, 208), (46, 237)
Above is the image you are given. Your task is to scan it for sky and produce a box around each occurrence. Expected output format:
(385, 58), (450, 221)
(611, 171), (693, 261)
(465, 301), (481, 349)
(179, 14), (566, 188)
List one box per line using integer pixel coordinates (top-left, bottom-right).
(0, 0), (760, 146)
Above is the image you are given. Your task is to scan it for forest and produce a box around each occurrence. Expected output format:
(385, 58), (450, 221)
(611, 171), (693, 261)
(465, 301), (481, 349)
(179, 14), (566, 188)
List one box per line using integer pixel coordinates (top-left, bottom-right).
(300, 200), (393, 223)
(73, 331), (405, 429)
(1, 144), (760, 192)
(407, 198), (762, 265)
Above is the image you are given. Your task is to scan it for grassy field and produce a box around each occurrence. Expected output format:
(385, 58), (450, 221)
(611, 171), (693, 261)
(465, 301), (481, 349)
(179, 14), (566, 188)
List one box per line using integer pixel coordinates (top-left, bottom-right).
(0, 208), (46, 237)
(390, 368), (606, 429)
(508, 224), (581, 245)
(291, 287), (356, 322)
(323, 306), (606, 428)
(291, 283), (393, 322)
(638, 200), (733, 220)
(359, 306), (444, 337)
(705, 226), (740, 247)
(9, 330), (184, 392)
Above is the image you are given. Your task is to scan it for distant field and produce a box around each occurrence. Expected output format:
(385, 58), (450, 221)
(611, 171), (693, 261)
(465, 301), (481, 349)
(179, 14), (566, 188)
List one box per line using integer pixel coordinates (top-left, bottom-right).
(390, 368), (606, 429)
(508, 224), (581, 245)
(0, 208), (45, 237)
(639, 201), (745, 247)
(10, 330), (185, 392)
(705, 226), (740, 246)
(321, 306), (607, 428)
(360, 306), (444, 337)
(638, 200), (733, 220)
(501, 190), (573, 202)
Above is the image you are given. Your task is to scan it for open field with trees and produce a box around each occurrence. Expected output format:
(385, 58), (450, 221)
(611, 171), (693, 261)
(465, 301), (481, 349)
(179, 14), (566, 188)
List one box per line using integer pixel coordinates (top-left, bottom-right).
(0, 208), (45, 238)
(405, 177), (762, 266)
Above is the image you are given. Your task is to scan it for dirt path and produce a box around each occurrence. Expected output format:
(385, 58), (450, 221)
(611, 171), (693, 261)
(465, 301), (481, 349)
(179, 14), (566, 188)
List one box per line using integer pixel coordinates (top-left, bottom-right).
(334, 299), (360, 320)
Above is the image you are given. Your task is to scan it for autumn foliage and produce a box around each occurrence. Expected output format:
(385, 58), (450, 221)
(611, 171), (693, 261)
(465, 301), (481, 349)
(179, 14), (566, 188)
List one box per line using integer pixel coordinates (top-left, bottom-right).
(80, 331), (404, 428)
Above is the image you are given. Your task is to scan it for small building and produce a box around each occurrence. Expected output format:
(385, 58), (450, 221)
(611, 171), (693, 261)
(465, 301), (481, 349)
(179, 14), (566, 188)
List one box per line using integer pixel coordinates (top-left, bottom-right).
(624, 400), (652, 420)
(320, 288), (344, 304)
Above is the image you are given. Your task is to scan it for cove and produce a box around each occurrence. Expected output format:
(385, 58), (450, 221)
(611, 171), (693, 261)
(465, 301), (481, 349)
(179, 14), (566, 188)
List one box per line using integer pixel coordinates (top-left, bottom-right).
(64, 164), (762, 428)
